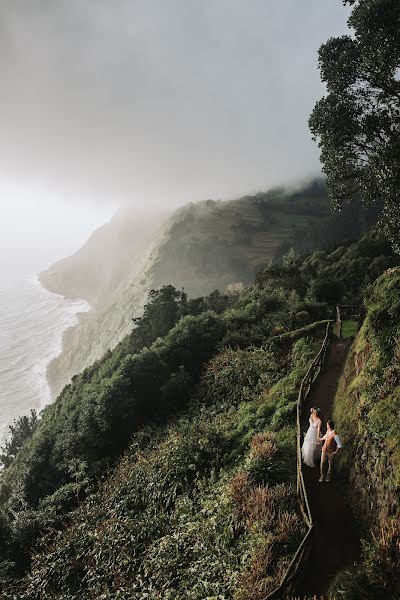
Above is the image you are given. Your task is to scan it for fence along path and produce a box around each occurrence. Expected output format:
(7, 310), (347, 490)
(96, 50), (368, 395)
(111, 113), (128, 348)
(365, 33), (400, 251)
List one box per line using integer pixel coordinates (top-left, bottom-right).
(263, 322), (332, 599)
(264, 317), (360, 599)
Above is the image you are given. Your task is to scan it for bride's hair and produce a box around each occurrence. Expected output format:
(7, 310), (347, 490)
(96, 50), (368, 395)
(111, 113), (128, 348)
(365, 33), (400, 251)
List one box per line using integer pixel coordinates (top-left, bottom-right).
(311, 407), (321, 418)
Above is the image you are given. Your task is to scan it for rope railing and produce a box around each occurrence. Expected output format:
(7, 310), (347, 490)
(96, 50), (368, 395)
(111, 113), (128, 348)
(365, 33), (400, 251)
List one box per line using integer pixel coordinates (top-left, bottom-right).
(263, 320), (333, 599)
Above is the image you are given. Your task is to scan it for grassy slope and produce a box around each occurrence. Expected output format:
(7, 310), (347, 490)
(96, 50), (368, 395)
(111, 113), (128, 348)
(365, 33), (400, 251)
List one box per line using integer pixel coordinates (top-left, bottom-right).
(341, 319), (358, 338)
(46, 181), (379, 396)
(330, 267), (400, 599)
(5, 339), (317, 600)
(1, 270), (321, 592)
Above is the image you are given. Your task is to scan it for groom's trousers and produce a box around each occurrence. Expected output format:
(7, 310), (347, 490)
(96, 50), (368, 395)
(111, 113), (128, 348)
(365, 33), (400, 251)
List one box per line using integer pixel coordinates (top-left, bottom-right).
(320, 450), (334, 479)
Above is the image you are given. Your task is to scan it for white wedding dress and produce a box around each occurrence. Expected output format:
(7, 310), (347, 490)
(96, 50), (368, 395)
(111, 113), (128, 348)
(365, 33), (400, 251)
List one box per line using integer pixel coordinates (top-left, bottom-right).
(302, 417), (321, 467)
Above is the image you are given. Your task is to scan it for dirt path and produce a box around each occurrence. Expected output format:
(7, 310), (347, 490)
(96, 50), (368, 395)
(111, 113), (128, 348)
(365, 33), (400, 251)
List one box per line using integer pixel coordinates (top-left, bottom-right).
(296, 339), (360, 597)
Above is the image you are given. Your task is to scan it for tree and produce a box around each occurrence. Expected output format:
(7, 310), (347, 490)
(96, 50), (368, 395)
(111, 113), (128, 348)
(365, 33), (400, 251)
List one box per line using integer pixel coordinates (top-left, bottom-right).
(131, 285), (187, 350)
(0, 410), (38, 468)
(282, 248), (300, 270)
(313, 278), (345, 306)
(309, 0), (400, 252)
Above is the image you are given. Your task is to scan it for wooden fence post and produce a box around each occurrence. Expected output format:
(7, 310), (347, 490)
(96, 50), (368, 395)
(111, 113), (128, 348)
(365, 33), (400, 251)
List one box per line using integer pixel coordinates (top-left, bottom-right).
(336, 306), (342, 339)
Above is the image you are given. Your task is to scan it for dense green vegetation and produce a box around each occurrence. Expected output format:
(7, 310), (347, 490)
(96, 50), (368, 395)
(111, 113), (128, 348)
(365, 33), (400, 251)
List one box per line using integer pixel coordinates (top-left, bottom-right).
(0, 228), (398, 597)
(3, 339), (315, 599)
(309, 0), (400, 252)
(298, 228), (398, 304)
(0, 410), (38, 469)
(330, 267), (400, 599)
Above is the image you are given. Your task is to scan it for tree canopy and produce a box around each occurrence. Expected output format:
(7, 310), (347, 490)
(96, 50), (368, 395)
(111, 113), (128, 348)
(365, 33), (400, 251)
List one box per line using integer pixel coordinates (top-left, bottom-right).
(309, 0), (400, 252)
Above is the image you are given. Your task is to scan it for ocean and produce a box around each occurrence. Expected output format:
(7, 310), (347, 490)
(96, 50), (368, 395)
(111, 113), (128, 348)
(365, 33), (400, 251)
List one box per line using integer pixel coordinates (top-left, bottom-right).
(0, 274), (89, 448)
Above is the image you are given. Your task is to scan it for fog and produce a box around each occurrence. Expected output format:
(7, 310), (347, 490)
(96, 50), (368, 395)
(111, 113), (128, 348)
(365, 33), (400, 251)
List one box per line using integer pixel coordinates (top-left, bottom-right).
(0, 0), (350, 213)
(0, 180), (114, 278)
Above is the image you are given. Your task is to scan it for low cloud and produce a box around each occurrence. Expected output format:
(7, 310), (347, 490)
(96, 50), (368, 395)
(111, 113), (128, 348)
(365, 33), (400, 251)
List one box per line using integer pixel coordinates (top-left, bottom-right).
(0, 0), (350, 208)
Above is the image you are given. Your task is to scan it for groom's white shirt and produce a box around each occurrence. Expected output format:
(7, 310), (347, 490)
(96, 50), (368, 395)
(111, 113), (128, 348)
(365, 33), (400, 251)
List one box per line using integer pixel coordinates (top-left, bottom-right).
(321, 431), (343, 449)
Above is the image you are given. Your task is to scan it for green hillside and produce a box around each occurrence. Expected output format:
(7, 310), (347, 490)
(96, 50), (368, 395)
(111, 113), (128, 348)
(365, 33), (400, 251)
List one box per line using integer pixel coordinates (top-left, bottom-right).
(0, 228), (398, 598)
(44, 180), (380, 397)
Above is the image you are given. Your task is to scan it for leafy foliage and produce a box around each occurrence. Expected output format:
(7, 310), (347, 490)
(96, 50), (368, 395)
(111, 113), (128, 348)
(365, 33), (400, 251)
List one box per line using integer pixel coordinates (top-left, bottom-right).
(309, 0), (400, 251)
(199, 347), (279, 405)
(0, 336), (312, 599)
(0, 410), (38, 469)
(299, 228), (400, 304)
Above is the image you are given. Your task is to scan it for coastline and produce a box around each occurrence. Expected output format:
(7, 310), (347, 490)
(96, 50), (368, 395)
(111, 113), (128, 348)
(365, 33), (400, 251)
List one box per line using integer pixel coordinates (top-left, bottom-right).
(36, 274), (91, 402)
(0, 274), (91, 448)
(45, 309), (91, 399)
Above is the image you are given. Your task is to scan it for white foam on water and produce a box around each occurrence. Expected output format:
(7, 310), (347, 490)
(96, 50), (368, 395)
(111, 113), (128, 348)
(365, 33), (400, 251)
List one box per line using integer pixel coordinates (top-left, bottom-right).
(0, 273), (90, 447)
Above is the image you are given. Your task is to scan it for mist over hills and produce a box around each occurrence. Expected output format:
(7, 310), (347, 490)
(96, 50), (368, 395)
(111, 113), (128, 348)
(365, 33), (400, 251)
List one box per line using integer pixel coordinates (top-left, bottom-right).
(39, 210), (168, 308)
(41, 180), (380, 397)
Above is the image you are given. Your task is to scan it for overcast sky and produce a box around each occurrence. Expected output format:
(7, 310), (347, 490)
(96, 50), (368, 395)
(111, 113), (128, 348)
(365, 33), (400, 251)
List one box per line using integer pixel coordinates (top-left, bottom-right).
(0, 0), (351, 210)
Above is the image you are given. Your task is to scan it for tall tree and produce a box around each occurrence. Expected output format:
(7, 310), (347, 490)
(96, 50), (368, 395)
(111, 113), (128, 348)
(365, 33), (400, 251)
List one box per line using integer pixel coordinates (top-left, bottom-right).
(309, 0), (400, 251)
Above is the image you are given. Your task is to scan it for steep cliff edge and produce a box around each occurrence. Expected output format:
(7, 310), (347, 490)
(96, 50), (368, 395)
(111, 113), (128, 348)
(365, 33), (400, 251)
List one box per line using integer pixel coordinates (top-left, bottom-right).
(43, 181), (380, 397)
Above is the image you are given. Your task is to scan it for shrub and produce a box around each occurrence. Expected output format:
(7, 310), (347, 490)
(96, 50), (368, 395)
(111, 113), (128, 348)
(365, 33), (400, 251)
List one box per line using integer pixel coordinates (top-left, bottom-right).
(0, 411), (38, 469)
(227, 470), (252, 513)
(199, 347), (278, 405)
(329, 519), (400, 600)
(250, 433), (277, 461)
(294, 310), (310, 326)
(313, 278), (345, 305)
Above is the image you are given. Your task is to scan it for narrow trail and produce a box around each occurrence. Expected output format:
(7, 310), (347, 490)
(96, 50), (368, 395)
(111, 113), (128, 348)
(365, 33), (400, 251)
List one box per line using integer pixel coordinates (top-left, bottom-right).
(296, 339), (360, 597)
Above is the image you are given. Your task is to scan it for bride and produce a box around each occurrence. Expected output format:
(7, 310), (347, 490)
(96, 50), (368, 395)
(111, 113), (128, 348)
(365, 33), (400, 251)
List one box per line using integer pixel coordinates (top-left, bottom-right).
(302, 407), (322, 467)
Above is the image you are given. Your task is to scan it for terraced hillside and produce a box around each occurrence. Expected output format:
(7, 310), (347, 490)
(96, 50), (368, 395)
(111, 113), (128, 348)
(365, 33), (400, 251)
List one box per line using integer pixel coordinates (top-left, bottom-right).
(44, 181), (379, 396)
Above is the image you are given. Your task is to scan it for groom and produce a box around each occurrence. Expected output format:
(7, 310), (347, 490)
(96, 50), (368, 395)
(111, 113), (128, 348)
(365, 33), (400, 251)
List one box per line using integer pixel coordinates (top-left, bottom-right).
(318, 420), (342, 482)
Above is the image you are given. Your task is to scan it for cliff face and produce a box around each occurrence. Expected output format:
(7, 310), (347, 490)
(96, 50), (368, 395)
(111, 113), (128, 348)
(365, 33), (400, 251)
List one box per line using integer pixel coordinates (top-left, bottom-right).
(43, 181), (380, 397)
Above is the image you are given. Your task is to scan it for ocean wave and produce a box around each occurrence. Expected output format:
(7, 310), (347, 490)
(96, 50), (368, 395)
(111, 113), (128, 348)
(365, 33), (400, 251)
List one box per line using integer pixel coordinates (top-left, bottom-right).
(0, 274), (90, 447)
